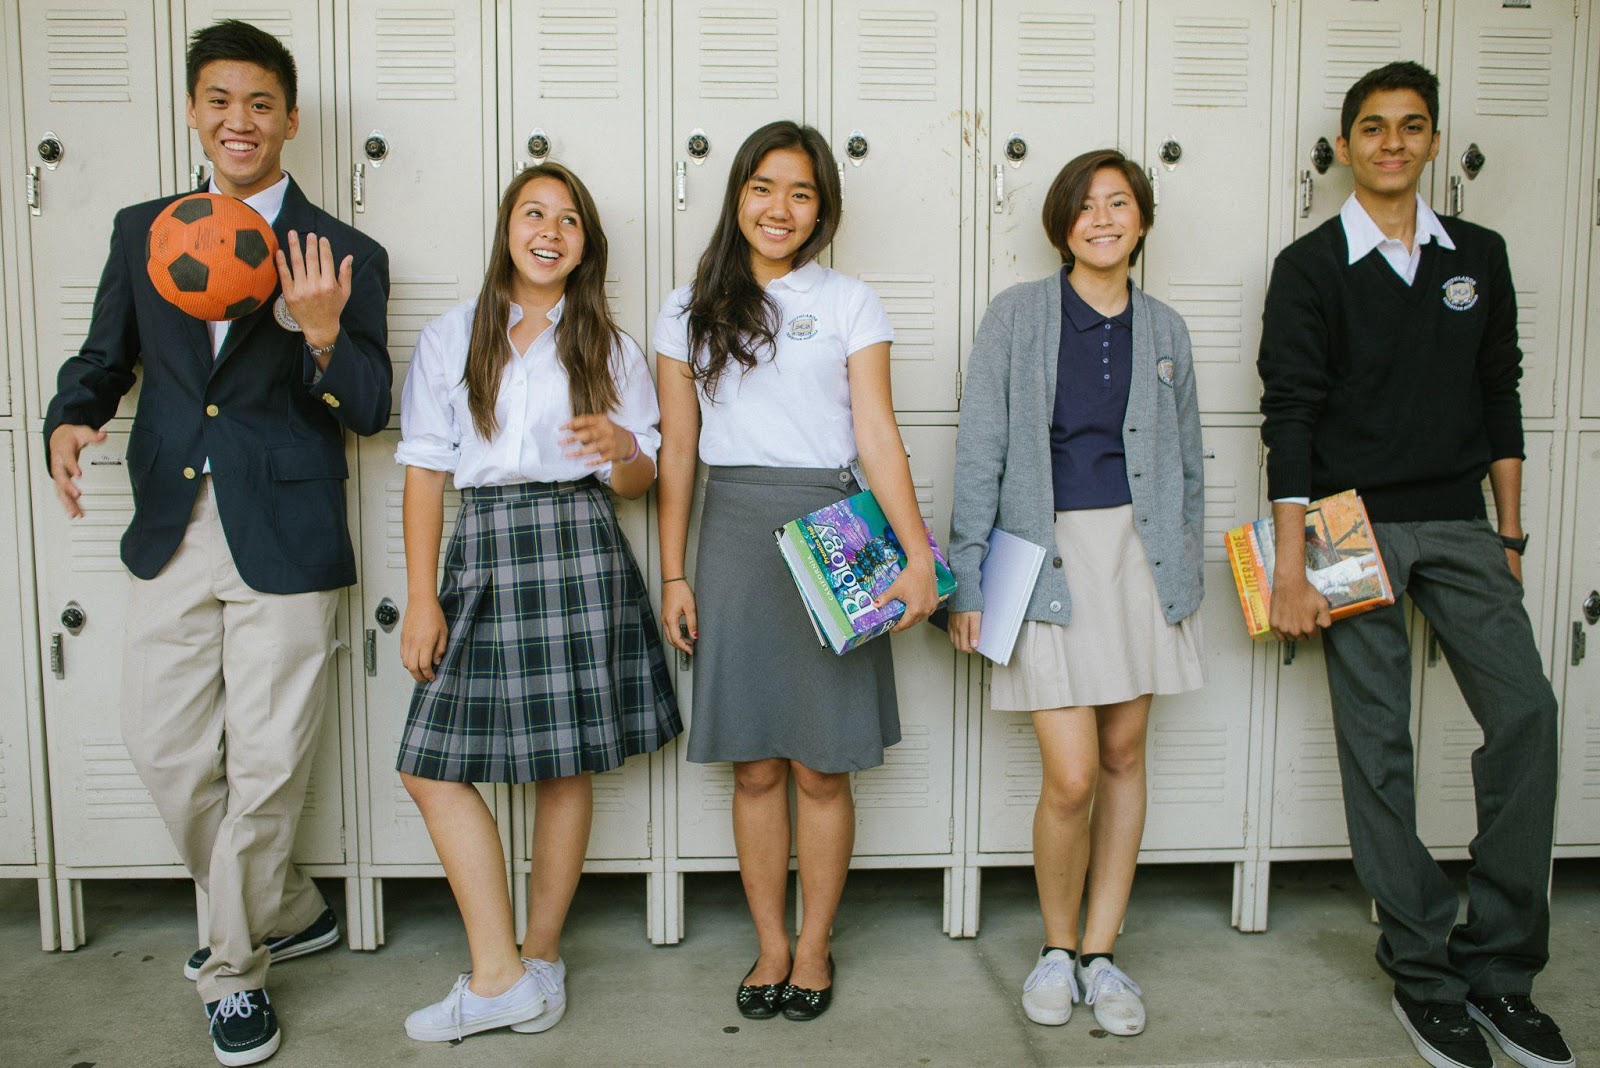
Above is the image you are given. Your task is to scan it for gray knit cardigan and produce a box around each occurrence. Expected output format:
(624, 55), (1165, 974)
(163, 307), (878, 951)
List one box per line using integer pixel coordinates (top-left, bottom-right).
(947, 274), (1205, 626)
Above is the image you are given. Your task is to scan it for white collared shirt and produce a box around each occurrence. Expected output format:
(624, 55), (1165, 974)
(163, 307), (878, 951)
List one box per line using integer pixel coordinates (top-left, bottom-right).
(396, 297), (662, 489)
(1339, 192), (1456, 285)
(653, 260), (895, 467)
(205, 173), (290, 357)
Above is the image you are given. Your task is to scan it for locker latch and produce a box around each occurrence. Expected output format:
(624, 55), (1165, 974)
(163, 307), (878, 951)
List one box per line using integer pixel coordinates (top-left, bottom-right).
(1573, 622), (1587, 668)
(190, 164), (208, 190)
(50, 634), (64, 679)
(365, 630), (378, 677)
(1281, 639), (1296, 666)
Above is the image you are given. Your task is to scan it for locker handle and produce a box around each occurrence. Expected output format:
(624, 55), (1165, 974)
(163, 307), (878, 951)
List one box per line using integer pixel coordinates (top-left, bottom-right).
(353, 162), (366, 214)
(1446, 175), (1463, 217)
(993, 164), (1004, 213)
(26, 166), (40, 216)
(364, 629), (377, 676)
(1298, 170), (1313, 219)
(50, 633), (64, 679)
(1573, 622), (1587, 668)
(674, 161), (686, 212)
(1146, 165), (1160, 207)
(1426, 624), (1441, 667)
(1281, 639), (1295, 666)
(190, 164), (208, 190)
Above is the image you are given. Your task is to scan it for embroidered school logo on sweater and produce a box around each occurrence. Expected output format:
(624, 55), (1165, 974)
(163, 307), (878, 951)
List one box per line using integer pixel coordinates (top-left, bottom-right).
(1156, 358), (1175, 385)
(786, 314), (819, 340)
(1441, 276), (1479, 311)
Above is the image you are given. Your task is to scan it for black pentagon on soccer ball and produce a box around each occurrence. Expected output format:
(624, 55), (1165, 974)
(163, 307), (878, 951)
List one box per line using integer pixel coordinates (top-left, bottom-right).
(167, 253), (210, 293)
(224, 296), (261, 319)
(234, 229), (270, 268)
(172, 197), (214, 224)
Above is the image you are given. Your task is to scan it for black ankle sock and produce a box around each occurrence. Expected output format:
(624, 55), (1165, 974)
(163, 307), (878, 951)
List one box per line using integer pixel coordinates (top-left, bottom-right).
(1041, 945), (1076, 959)
(1079, 952), (1114, 967)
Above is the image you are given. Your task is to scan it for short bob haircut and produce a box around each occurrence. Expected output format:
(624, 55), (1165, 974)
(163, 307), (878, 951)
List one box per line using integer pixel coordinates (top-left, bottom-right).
(1340, 61), (1438, 142)
(1041, 149), (1155, 270)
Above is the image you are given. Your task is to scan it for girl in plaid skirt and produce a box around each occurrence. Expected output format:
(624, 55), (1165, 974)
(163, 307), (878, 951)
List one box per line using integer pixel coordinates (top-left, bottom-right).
(393, 163), (680, 1042)
(654, 121), (940, 1021)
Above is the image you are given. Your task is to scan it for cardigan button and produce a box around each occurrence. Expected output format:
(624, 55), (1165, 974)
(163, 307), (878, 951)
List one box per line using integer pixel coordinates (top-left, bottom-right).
(1052, 556), (1063, 568)
(1049, 600), (1062, 612)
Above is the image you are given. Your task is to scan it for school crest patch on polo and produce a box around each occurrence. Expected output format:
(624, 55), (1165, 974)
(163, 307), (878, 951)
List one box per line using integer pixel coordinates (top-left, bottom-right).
(786, 314), (819, 341)
(1156, 357), (1175, 385)
(1441, 276), (1478, 311)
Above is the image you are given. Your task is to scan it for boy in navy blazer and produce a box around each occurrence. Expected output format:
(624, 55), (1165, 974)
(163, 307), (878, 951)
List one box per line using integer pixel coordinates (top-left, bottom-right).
(44, 20), (389, 1066)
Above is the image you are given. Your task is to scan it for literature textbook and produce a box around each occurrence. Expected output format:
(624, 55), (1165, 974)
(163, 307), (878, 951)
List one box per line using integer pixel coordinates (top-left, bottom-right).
(1224, 489), (1395, 639)
(775, 490), (957, 655)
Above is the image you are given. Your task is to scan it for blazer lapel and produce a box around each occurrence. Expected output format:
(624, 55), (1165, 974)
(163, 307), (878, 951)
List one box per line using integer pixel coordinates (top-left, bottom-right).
(212, 177), (313, 377)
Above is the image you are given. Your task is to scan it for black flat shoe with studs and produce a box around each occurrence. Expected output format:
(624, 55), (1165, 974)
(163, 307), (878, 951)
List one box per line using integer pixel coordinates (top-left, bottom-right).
(736, 960), (789, 1020)
(780, 955), (835, 1021)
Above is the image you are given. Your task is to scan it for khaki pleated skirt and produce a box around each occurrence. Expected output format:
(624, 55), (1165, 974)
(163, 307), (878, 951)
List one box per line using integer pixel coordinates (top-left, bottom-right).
(989, 505), (1204, 712)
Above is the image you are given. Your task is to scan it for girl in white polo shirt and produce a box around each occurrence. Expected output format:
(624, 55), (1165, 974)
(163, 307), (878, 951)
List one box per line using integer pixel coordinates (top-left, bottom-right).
(654, 120), (939, 1021)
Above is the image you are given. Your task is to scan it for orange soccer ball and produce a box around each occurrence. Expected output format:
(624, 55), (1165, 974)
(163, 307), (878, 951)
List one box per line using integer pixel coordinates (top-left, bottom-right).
(146, 193), (280, 321)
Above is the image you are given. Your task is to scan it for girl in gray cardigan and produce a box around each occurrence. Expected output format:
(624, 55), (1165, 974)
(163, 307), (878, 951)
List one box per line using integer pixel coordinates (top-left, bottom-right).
(947, 149), (1205, 1038)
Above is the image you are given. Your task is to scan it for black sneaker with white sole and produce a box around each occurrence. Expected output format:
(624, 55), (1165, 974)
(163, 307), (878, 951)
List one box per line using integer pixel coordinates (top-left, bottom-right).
(1392, 989), (1495, 1068)
(205, 989), (280, 1067)
(1467, 993), (1574, 1068)
(185, 906), (341, 981)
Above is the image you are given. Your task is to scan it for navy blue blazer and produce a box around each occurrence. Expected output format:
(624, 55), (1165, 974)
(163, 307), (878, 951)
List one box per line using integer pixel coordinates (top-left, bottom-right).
(44, 178), (392, 594)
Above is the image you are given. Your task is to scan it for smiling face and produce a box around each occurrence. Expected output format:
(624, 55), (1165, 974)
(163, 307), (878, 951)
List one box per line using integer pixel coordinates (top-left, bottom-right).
(506, 175), (585, 300)
(186, 60), (298, 198)
(1336, 87), (1439, 201)
(738, 147), (821, 281)
(1065, 165), (1146, 279)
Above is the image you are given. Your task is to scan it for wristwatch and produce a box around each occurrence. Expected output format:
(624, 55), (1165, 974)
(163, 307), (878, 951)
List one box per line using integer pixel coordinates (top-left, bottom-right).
(1499, 532), (1530, 554)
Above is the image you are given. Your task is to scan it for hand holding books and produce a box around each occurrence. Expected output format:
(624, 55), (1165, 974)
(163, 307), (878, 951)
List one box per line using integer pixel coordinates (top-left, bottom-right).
(876, 552), (941, 633)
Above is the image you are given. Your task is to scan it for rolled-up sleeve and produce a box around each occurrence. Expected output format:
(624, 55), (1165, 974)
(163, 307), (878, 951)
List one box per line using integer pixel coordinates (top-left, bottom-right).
(394, 318), (461, 472)
(602, 333), (662, 480)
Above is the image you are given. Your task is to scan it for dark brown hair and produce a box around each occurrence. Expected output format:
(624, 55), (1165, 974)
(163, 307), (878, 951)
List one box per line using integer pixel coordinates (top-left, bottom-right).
(1041, 149), (1155, 270)
(1341, 61), (1438, 142)
(686, 120), (842, 398)
(465, 163), (621, 440)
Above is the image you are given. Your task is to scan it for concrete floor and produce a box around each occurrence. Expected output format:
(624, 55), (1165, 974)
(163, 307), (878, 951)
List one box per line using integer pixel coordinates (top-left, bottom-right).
(0, 861), (1595, 1068)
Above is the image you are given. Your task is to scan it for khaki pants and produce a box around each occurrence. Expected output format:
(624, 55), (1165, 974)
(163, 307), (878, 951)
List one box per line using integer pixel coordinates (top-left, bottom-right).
(121, 478), (340, 1001)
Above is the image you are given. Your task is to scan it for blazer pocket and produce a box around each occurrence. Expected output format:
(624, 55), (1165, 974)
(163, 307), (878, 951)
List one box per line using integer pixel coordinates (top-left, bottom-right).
(125, 424), (161, 479)
(266, 442), (351, 566)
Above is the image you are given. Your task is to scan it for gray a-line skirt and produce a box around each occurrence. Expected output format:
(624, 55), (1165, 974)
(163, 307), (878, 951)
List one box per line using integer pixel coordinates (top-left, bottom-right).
(686, 465), (900, 772)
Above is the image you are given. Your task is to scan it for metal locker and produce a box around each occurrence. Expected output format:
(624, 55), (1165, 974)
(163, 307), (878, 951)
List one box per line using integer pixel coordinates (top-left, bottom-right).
(1139, 0), (1279, 415)
(1438, 0), (1582, 421)
(1414, 433), (1556, 850)
(18, 0), (168, 420)
(176, 1), (329, 203)
(1291, 0), (1435, 238)
(827, 0), (969, 413)
(1268, 635), (1356, 850)
(342, 0), (494, 417)
(974, 426), (1260, 854)
(1556, 433), (1600, 846)
(1586, 107), (1600, 420)
(983, 0), (1122, 299)
(0, 434), (39, 865)
(669, 0), (807, 287)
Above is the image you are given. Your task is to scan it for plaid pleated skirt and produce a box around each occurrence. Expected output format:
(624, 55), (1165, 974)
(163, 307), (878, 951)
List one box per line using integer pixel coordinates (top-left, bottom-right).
(396, 478), (681, 784)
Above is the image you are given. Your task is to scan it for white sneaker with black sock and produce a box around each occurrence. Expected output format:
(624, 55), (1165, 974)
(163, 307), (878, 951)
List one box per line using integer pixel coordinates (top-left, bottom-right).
(1021, 948), (1078, 1026)
(1077, 956), (1145, 1036)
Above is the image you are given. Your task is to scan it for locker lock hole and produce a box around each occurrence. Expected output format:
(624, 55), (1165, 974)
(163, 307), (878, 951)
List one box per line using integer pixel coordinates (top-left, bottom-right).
(687, 132), (710, 161)
(1158, 140), (1183, 167)
(1311, 137), (1333, 175)
(38, 133), (65, 167)
(375, 597), (400, 631)
(60, 602), (86, 634)
(363, 133), (389, 164)
(1461, 143), (1485, 180)
(1583, 590), (1600, 626)
(527, 130), (551, 161)
(1004, 136), (1027, 164)
(845, 133), (869, 162)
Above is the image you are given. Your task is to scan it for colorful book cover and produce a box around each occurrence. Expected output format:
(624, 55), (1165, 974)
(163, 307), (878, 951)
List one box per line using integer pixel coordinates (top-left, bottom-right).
(1224, 489), (1395, 640)
(775, 490), (957, 656)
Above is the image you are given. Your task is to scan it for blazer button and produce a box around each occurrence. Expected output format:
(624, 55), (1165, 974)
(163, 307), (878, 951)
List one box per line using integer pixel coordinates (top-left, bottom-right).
(182, 467), (196, 480)
(205, 404), (219, 417)
(321, 392), (341, 409)
(1049, 600), (1062, 612)
(1052, 556), (1063, 569)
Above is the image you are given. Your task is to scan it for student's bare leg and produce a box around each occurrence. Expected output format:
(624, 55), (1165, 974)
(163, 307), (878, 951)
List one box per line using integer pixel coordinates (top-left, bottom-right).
(1031, 708), (1099, 949)
(402, 774), (523, 996)
(733, 758), (793, 985)
(791, 762), (853, 989)
(1082, 695), (1152, 953)
(521, 773), (593, 963)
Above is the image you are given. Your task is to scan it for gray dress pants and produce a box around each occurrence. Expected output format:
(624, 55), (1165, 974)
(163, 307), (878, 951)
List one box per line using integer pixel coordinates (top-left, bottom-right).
(1321, 518), (1558, 1004)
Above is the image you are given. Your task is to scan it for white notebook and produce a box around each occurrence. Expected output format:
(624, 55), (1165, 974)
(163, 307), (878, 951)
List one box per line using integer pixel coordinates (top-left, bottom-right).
(977, 528), (1048, 665)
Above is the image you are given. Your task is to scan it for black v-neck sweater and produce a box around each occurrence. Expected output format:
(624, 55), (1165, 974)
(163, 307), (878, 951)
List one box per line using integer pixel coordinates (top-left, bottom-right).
(1258, 214), (1523, 522)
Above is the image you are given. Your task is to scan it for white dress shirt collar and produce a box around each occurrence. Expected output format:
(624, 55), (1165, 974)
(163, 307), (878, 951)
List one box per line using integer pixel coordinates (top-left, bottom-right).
(507, 296), (563, 346)
(1340, 192), (1455, 283)
(207, 171), (291, 226)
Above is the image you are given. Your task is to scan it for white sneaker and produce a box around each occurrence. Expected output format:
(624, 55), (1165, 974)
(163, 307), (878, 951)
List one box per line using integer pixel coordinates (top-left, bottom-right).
(1077, 957), (1146, 1036)
(1021, 948), (1079, 1025)
(404, 970), (547, 1042)
(509, 957), (567, 1033)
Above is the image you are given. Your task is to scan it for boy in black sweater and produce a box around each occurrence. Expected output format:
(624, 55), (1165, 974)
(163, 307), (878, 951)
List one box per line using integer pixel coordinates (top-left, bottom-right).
(1259, 63), (1570, 1068)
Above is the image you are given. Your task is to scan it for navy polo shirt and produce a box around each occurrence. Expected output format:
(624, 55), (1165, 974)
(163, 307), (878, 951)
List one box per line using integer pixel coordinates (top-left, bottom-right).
(1050, 271), (1134, 510)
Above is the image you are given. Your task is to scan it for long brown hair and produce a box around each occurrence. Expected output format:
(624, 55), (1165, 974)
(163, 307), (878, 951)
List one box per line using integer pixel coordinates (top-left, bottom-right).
(1041, 149), (1156, 270)
(686, 120), (842, 399)
(465, 162), (622, 440)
